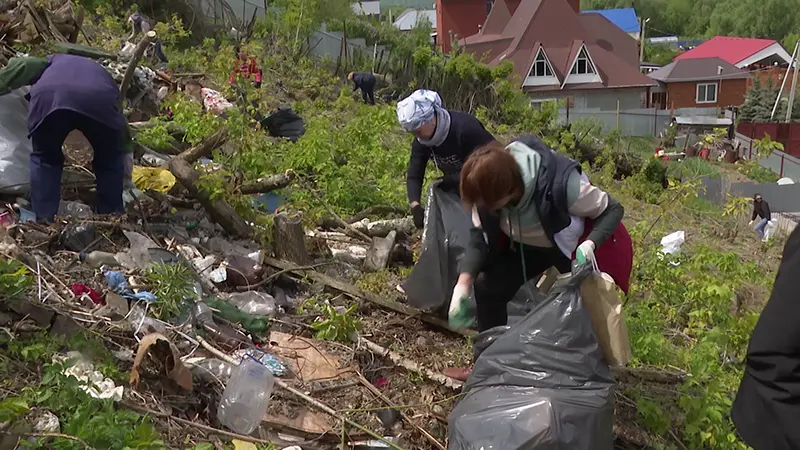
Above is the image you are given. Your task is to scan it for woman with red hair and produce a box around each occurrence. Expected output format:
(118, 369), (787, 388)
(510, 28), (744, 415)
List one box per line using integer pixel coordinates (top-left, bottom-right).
(444, 136), (633, 381)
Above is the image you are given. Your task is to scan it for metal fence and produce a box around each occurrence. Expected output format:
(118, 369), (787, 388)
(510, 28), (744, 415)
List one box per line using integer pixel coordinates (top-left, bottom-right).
(736, 132), (800, 181)
(559, 107), (722, 137)
(309, 27), (391, 69)
(698, 176), (800, 238)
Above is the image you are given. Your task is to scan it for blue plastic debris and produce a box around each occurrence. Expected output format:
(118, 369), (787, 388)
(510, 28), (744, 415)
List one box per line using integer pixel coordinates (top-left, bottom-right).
(104, 270), (157, 303)
(241, 349), (287, 377)
(252, 191), (285, 214)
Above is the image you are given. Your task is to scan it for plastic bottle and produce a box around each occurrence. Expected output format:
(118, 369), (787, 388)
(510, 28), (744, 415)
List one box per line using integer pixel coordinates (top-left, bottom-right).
(217, 356), (275, 435)
(80, 251), (120, 268)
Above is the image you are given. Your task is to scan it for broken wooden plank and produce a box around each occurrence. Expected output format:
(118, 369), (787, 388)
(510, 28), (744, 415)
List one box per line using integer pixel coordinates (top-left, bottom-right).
(262, 256), (475, 337)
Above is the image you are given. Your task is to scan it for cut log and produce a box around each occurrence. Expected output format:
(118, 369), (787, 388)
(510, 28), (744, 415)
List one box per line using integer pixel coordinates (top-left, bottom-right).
(240, 171), (295, 195)
(273, 211), (310, 265)
(350, 217), (414, 237)
(168, 157), (251, 238)
(262, 256), (474, 337)
(363, 230), (396, 272)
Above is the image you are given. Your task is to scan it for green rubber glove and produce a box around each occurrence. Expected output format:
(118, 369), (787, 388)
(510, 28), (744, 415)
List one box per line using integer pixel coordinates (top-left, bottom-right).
(448, 283), (474, 330)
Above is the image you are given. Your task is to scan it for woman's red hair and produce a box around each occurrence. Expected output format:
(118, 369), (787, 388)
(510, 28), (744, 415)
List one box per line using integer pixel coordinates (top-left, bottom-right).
(460, 141), (523, 208)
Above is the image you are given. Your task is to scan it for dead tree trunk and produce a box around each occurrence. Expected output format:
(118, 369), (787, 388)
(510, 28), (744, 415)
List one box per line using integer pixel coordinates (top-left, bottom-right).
(273, 211), (310, 265)
(119, 30), (156, 102)
(239, 171), (295, 194)
(168, 157), (251, 238)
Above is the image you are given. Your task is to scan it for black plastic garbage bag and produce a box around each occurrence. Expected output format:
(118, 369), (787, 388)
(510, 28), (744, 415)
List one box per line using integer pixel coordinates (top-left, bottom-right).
(402, 180), (472, 313)
(449, 264), (615, 450)
(261, 107), (305, 142)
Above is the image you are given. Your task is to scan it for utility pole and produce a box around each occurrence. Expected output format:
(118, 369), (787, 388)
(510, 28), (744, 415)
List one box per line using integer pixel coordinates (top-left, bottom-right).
(786, 39), (800, 122)
(772, 41), (798, 121)
(639, 17), (650, 64)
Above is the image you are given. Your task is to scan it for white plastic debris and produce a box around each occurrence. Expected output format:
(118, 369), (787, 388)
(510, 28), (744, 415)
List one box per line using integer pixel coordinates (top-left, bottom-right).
(660, 231), (685, 256)
(53, 352), (124, 401)
(763, 220), (777, 242)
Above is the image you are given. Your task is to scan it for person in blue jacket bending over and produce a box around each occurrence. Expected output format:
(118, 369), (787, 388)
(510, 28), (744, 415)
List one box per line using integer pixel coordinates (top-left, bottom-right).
(0, 54), (134, 222)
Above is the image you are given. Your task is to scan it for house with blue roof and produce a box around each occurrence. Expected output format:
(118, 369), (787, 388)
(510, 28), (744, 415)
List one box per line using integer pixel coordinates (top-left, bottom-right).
(581, 8), (640, 40)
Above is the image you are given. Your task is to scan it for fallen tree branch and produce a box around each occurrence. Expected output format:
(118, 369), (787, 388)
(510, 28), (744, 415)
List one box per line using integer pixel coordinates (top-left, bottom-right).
(262, 256), (474, 337)
(236, 261), (335, 292)
(350, 217), (415, 238)
(178, 128), (229, 164)
(310, 192), (371, 242)
(119, 30), (155, 102)
(239, 170), (296, 195)
(360, 337), (463, 390)
(196, 336), (405, 450)
(168, 156), (251, 238)
(356, 373), (447, 450)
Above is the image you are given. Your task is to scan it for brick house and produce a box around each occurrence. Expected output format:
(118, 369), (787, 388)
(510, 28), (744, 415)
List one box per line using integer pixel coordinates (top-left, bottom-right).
(447, 0), (655, 109)
(647, 57), (751, 110)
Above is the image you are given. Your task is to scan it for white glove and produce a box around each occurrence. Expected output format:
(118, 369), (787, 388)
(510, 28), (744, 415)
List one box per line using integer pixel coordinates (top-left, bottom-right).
(448, 282), (474, 330)
(748, 220), (754, 226)
(123, 152), (135, 185)
(575, 240), (596, 266)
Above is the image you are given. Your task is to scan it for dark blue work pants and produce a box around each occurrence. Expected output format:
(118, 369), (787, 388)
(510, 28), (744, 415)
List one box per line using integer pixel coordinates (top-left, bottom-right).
(30, 110), (125, 222)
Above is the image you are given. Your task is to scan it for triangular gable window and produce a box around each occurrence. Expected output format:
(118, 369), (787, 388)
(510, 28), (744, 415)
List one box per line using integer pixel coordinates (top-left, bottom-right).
(570, 46), (596, 75)
(528, 48), (554, 77)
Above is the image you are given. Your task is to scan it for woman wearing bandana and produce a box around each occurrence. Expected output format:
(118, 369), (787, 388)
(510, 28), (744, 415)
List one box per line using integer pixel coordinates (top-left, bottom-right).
(396, 90), (495, 229)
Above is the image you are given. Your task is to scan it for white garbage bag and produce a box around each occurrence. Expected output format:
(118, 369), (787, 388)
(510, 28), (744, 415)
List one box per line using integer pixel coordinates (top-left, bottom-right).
(0, 88), (32, 194)
(763, 220), (777, 242)
(660, 231), (685, 255)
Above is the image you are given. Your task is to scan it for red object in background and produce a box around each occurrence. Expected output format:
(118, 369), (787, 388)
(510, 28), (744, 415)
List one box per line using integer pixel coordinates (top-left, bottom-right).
(574, 220), (633, 294)
(71, 284), (104, 305)
(699, 147), (710, 160)
(229, 56), (263, 85)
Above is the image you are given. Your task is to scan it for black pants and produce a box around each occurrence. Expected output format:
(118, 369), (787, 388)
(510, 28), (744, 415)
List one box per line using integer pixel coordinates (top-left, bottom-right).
(473, 234), (571, 332)
(30, 110), (124, 222)
(360, 80), (375, 105)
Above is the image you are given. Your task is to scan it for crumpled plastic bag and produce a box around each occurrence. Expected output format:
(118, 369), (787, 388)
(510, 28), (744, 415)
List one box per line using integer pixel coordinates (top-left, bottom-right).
(132, 166), (177, 193)
(53, 352), (124, 401)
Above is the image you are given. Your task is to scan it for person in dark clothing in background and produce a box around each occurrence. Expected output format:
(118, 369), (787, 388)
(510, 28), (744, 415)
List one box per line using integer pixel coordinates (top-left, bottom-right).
(0, 55), (133, 222)
(348, 72), (376, 105)
(396, 89), (494, 229)
(127, 13), (168, 63)
(732, 225), (800, 450)
(444, 136), (633, 381)
(749, 193), (771, 239)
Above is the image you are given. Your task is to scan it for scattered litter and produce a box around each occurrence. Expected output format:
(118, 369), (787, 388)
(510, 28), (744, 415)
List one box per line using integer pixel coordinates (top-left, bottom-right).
(132, 166), (177, 193)
(233, 348), (286, 376)
(224, 291), (277, 318)
(71, 283), (103, 305)
(130, 333), (193, 391)
(105, 270), (157, 303)
(54, 352), (124, 401)
(232, 440), (258, 450)
(187, 357), (235, 383)
(269, 331), (352, 382)
(60, 223), (97, 252)
(351, 437), (402, 449)
(218, 355), (275, 435)
(660, 231), (685, 256)
(58, 201), (93, 218)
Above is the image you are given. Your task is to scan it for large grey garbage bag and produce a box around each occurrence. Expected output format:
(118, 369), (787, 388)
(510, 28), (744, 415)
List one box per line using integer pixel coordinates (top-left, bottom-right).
(448, 265), (615, 450)
(402, 180), (472, 311)
(0, 88), (33, 195)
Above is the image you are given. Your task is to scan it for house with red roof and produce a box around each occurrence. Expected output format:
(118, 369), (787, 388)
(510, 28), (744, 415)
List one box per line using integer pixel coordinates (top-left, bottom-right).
(452, 0), (656, 109)
(674, 36), (791, 69)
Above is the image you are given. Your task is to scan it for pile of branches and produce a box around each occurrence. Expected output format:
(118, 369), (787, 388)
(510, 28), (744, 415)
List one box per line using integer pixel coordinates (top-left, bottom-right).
(0, 0), (84, 59)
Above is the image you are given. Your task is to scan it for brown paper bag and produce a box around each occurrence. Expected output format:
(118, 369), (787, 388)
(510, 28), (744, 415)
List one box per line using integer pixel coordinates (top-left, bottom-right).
(580, 271), (632, 366)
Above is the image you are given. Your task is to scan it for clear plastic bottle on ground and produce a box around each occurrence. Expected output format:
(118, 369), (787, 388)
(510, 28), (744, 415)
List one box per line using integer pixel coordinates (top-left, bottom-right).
(217, 356), (275, 435)
(80, 251), (120, 268)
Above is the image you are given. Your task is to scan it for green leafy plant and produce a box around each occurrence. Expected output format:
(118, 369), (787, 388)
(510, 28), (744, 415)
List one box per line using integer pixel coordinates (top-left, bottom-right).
(0, 259), (33, 299)
(311, 301), (361, 342)
(146, 262), (196, 320)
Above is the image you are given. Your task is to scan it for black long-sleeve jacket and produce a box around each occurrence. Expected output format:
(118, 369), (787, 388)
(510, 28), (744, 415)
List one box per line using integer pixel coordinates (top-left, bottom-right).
(406, 111), (494, 203)
(752, 200), (772, 221)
